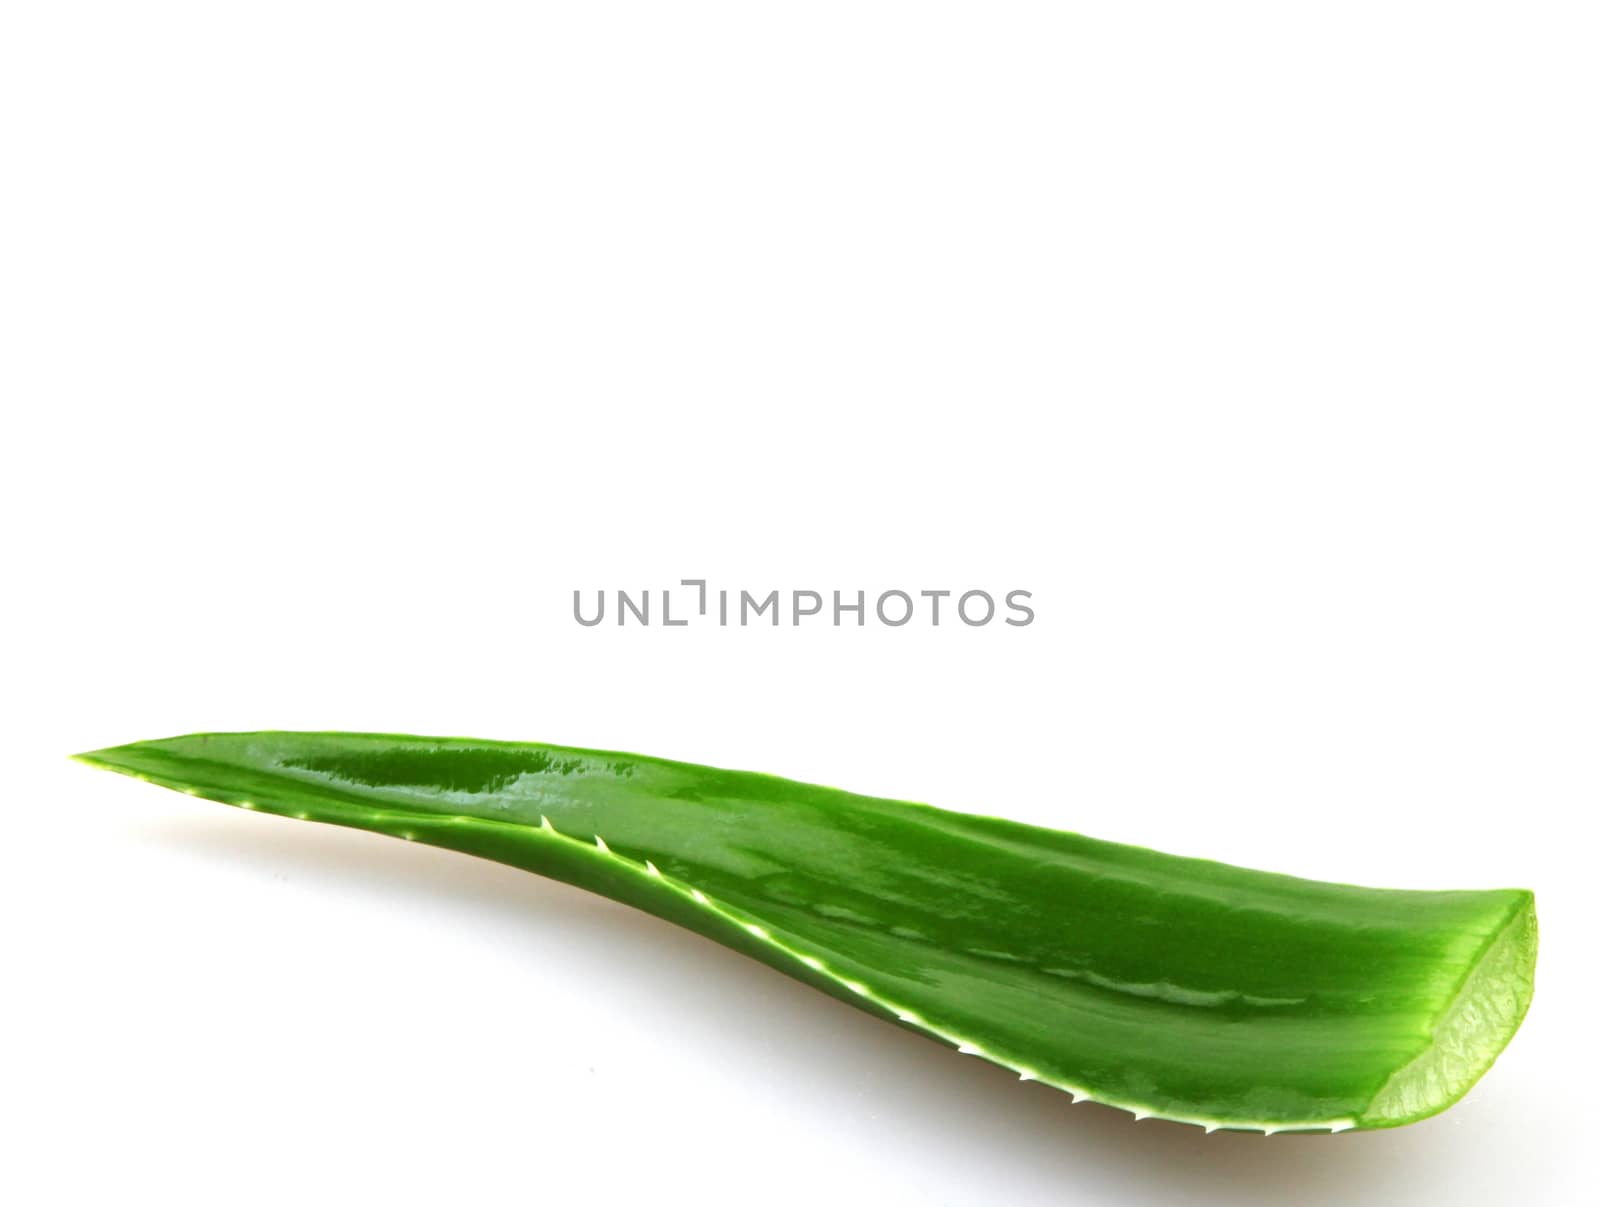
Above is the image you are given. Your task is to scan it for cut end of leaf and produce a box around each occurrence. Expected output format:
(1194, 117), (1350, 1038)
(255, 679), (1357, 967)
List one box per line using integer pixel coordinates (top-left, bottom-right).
(1358, 891), (1538, 1128)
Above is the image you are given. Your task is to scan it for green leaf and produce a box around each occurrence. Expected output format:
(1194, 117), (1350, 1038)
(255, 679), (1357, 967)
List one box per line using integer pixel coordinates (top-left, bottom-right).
(77, 731), (1536, 1132)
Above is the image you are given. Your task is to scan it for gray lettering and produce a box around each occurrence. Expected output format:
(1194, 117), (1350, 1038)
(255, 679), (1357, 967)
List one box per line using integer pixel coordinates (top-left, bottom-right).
(682, 578), (708, 614)
(876, 590), (913, 626)
(1005, 589), (1035, 626)
(573, 590), (605, 626)
(958, 589), (995, 626)
(793, 590), (823, 624)
(618, 589), (649, 625)
(573, 582), (1030, 632)
(834, 590), (865, 625)
(741, 589), (779, 625)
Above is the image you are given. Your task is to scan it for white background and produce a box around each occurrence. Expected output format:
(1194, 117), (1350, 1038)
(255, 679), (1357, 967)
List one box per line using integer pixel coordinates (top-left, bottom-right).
(3, 3), (1596, 1204)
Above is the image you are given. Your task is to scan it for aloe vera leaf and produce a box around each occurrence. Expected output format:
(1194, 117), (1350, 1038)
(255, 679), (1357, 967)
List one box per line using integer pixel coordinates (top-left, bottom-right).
(76, 731), (1536, 1133)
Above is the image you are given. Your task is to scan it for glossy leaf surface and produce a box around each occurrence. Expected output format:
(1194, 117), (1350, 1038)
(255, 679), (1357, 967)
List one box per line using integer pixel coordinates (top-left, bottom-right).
(78, 731), (1537, 1132)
